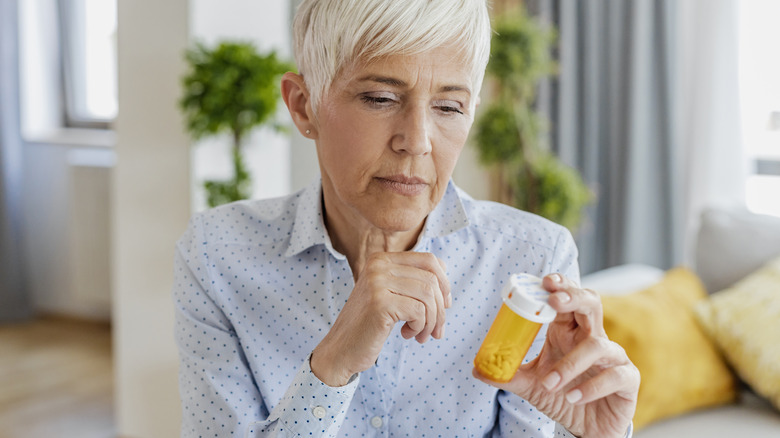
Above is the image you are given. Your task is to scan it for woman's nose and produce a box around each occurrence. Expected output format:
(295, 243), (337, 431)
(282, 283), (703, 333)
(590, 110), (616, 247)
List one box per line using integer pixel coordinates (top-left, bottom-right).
(391, 104), (432, 156)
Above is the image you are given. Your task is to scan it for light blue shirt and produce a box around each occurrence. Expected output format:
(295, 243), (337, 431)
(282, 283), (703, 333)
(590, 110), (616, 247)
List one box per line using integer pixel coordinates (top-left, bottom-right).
(173, 178), (619, 437)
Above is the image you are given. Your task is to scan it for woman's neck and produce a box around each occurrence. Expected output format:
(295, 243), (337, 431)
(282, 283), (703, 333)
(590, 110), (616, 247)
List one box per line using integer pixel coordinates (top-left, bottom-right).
(322, 193), (424, 278)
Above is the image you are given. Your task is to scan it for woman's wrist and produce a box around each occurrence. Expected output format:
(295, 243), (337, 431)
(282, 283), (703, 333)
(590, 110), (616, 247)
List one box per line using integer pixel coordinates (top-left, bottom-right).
(310, 344), (355, 387)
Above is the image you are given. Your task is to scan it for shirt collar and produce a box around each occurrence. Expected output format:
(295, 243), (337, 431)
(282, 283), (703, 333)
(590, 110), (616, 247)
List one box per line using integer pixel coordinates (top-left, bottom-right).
(417, 180), (471, 241)
(284, 177), (341, 258)
(284, 178), (470, 258)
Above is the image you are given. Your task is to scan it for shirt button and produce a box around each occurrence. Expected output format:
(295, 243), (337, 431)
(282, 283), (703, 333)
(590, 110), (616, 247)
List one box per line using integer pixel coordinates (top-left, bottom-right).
(370, 415), (383, 428)
(312, 406), (326, 419)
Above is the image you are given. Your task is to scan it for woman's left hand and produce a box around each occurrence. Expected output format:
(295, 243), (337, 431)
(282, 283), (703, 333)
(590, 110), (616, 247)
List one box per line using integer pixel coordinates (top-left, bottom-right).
(473, 274), (640, 438)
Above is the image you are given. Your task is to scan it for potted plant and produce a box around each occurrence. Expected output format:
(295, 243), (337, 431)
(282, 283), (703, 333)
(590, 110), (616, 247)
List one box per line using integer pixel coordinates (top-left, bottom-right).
(474, 7), (592, 231)
(179, 41), (293, 207)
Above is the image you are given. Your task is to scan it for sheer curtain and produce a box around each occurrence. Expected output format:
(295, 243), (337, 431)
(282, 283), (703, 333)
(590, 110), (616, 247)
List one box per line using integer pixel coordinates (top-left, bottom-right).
(0, 0), (31, 321)
(529, 0), (742, 274)
(676, 0), (745, 261)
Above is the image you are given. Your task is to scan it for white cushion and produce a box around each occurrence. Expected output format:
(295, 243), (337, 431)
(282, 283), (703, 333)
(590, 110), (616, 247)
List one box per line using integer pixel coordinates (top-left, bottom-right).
(635, 390), (780, 438)
(696, 207), (780, 293)
(580, 263), (665, 296)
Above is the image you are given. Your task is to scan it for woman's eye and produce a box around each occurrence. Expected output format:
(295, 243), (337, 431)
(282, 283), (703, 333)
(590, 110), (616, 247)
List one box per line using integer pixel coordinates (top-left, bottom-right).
(436, 102), (464, 115)
(438, 105), (463, 114)
(360, 95), (396, 107)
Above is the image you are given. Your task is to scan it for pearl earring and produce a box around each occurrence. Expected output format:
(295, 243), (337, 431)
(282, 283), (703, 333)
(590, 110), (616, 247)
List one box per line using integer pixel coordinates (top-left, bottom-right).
(305, 129), (311, 135)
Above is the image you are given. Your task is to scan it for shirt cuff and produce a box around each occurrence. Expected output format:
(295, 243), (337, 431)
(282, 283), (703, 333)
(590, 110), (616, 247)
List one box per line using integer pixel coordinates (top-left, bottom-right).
(247, 354), (359, 437)
(553, 421), (634, 438)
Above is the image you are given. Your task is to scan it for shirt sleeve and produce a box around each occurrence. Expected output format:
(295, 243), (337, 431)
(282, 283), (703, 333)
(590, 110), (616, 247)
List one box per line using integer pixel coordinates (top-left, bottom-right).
(173, 215), (358, 438)
(549, 226), (581, 284)
(553, 422), (634, 438)
(245, 356), (359, 437)
(554, 423), (576, 437)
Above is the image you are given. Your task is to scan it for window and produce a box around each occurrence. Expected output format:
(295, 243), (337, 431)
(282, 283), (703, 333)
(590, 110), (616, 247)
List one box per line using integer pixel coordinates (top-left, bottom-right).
(60, 0), (118, 127)
(739, 0), (780, 217)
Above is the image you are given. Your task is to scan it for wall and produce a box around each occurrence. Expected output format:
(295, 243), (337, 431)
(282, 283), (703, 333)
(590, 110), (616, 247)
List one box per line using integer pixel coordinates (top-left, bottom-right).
(22, 139), (114, 320)
(113, 0), (189, 436)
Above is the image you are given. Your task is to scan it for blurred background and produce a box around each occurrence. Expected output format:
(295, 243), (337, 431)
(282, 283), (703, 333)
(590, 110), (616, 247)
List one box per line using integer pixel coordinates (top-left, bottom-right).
(0, 0), (778, 437)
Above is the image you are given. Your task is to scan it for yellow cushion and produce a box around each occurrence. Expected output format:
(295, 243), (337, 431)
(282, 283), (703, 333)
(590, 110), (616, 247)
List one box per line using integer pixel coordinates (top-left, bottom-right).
(694, 256), (780, 411)
(600, 267), (737, 429)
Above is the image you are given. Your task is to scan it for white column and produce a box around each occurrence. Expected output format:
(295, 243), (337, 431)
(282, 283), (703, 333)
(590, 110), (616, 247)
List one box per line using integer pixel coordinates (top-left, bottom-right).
(113, 0), (189, 436)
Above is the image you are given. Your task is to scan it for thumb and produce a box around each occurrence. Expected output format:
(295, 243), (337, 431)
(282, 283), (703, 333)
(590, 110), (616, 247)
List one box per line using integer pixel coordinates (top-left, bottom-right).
(364, 230), (387, 254)
(472, 367), (510, 389)
(355, 230), (388, 275)
(472, 361), (537, 397)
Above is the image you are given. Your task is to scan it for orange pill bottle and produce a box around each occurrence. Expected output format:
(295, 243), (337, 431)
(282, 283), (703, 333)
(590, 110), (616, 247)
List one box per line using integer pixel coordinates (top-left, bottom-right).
(474, 274), (557, 382)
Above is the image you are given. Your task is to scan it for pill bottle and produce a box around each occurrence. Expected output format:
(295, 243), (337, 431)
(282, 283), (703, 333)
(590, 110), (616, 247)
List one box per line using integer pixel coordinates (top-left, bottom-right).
(474, 273), (557, 383)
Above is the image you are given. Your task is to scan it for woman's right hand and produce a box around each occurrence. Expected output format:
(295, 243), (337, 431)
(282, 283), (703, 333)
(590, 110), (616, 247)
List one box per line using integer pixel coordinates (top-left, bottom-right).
(310, 250), (451, 387)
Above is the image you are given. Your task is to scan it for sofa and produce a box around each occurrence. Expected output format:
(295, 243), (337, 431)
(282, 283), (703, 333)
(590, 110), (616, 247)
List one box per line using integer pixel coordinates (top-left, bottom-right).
(580, 207), (780, 437)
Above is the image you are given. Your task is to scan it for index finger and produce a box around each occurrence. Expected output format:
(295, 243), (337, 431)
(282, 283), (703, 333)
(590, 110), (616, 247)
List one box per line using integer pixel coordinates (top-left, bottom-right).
(383, 252), (451, 308)
(543, 273), (605, 336)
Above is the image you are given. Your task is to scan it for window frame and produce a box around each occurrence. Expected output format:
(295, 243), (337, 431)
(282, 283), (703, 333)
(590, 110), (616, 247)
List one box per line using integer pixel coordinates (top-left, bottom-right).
(57, 0), (117, 130)
(738, 0), (780, 217)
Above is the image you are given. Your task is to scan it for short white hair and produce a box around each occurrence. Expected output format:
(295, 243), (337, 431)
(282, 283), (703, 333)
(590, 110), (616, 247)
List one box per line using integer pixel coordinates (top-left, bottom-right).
(293, 0), (491, 112)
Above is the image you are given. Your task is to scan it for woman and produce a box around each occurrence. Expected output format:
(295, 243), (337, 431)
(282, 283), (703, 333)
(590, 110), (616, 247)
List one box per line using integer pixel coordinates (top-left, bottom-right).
(173, 0), (639, 436)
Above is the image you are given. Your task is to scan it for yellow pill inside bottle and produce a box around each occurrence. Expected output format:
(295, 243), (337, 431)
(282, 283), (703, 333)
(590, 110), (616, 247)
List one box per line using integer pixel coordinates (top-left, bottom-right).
(474, 274), (556, 383)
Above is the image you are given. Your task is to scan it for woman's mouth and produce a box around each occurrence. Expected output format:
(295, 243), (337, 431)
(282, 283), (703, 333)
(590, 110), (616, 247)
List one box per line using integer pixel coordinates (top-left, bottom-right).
(375, 175), (428, 196)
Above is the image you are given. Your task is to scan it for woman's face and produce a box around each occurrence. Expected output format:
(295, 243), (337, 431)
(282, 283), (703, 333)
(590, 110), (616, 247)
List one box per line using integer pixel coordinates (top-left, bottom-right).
(313, 45), (476, 234)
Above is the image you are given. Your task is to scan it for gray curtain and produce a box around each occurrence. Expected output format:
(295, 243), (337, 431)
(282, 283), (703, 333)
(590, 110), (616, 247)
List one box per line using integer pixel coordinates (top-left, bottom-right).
(0, 0), (32, 321)
(529, 0), (683, 274)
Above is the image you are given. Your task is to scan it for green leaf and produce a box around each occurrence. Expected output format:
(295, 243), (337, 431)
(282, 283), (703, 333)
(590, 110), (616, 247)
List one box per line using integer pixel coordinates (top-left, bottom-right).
(179, 41), (295, 206)
(513, 153), (594, 231)
(473, 6), (593, 232)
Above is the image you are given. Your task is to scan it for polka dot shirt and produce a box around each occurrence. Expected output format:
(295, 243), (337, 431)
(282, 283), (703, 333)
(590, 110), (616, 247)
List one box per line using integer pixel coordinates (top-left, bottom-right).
(173, 178), (630, 438)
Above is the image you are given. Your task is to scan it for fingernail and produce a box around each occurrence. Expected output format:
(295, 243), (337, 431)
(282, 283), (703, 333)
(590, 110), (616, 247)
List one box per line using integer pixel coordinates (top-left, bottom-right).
(566, 389), (582, 404)
(446, 293), (453, 308)
(440, 325), (446, 338)
(552, 292), (571, 304)
(542, 371), (561, 390)
(549, 273), (562, 283)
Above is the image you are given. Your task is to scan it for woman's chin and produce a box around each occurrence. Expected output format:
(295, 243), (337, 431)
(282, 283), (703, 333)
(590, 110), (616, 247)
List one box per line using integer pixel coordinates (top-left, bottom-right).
(368, 207), (428, 234)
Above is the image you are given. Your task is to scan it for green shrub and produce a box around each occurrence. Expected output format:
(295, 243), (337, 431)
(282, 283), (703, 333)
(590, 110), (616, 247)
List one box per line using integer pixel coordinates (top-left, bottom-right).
(179, 41), (293, 207)
(473, 8), (592, 231)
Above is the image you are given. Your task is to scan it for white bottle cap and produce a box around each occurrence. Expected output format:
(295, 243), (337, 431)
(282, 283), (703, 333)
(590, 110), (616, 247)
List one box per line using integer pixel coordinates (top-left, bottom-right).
(501, 273), (557, 324)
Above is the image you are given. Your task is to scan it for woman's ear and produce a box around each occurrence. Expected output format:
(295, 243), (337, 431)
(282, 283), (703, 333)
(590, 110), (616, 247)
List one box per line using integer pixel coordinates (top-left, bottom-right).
(281, 72), (317, 138)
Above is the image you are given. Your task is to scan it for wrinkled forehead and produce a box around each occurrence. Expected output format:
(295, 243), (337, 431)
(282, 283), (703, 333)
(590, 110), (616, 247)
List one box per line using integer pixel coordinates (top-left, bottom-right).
(332, 44), (478, 91)
(294, 0), (490, 113)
